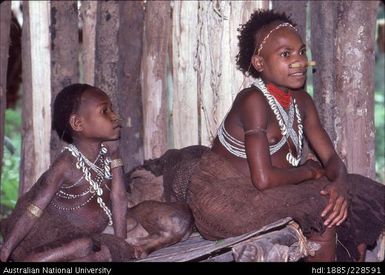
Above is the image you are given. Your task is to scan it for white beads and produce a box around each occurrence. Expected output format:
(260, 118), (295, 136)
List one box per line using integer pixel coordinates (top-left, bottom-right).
(53, 143), (113, 225)
(253, 78), (303, 167)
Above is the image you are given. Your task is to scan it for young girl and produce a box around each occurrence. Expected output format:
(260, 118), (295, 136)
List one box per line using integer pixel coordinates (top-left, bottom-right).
(0, 84), (192, 262)
(186, 10), (385, 261)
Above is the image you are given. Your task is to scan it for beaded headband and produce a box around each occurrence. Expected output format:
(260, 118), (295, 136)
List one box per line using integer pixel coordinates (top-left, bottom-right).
(256, 22), (297, 56)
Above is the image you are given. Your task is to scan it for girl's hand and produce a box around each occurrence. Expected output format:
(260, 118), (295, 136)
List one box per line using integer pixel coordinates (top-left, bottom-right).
(304, 159), (325, 179)
(320, 181), (348, 228)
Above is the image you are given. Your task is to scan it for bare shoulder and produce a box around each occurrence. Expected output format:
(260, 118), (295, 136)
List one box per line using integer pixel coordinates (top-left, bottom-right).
(236, 86), (269, 110)
(44, 150), (75, 186)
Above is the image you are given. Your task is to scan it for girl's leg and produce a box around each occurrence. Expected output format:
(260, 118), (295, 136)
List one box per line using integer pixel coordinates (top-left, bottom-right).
(305, 227), (336, 262)
(70, 244), (112, 262)
(21, 237), (94, 262)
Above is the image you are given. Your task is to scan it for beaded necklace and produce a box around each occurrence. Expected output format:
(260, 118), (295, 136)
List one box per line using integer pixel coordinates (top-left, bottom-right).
(254, 78), (303, 166)
(51, 143), (113, 225)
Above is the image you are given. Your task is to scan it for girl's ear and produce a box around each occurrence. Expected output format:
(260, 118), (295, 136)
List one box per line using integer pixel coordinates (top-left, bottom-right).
(251, 55), (264, 72)
(69, 114), (83, 133)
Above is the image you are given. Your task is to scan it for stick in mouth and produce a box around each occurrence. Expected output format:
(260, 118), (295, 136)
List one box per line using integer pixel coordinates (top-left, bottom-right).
(289, 61), (316, 68)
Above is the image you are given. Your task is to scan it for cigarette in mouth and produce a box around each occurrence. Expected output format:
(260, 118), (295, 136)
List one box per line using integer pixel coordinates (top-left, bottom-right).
(289, 61), (316, 68)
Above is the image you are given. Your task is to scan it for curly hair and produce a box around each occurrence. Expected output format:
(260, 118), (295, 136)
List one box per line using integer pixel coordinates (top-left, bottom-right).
(236, 9), (295, 78)
(52, 83), (94, 143)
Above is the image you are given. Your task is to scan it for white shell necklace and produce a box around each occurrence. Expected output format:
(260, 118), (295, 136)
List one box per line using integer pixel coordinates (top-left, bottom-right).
(52, 143), (113, 225)
(253, 78), (303, 166)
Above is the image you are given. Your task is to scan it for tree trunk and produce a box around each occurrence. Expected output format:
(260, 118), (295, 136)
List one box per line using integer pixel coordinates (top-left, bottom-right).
(310, 0), (338, 143)
(20, 1), (51, 194)
(141, 1), (171, 159)
(0, 1), (11, 179)
(334, 1), (378, 179)
(50, 0), (79, 159)
(272, 0), (307, 41)
(117, 1), (145, 171)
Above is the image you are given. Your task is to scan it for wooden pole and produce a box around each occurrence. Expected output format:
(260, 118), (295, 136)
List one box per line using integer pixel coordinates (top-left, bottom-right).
(196, 1), (266, 146)
(310, 1), (338, 143)
(0, 1), (12, 179)
(20, 1), (51, 194)
(117, 1), (145, 171)
(80, 1), (97, 86)
(171, 1), (199, 149)
(271, 0), (307, 41)
(94, 1), (120, 111)
(141, 1), (171, 159)
(50, 0), (79, 159)
(334, 1), (378, 179)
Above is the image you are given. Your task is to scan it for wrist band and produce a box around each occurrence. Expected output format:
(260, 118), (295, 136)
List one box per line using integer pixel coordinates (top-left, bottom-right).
(110, 159), (124, 169)
(27, 203), (43, 218)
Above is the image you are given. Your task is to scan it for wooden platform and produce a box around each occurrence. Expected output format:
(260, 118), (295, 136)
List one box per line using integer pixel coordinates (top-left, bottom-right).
(138, 217), (317, 262)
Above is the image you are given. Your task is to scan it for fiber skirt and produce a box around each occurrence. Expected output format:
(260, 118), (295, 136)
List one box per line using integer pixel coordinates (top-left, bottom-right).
(186, 150), (385, 261)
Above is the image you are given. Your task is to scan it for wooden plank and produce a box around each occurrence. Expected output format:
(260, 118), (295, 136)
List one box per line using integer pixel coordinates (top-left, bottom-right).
(20, 1), (51, 194)
(171, 1), (199, 149)
(117, 1), (145, 172)
(80, 1), (97, 86)
(0, 1), (11, 178)
(138, 217), (292, 262)
(334, 1), (378, 179)
(141, 1), (171, 159)
(50, 0), (79, 159)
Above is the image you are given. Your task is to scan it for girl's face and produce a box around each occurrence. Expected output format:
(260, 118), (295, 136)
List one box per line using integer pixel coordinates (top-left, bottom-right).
(257, 24), (308, 91)
(76, 88), (121, 141)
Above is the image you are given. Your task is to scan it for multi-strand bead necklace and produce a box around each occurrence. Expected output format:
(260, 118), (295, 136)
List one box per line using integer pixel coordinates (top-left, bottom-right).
(254, 78), (303, 166)
(51, 143), (113, 225)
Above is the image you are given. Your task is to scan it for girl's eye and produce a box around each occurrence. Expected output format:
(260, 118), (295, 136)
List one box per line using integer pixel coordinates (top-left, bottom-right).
(280, 51), (290, 58)
(300, 49), (307, 55)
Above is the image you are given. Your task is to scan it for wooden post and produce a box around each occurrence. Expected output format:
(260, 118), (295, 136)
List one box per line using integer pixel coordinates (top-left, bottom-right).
(272, 0), (307, 41)
(94, 1), (120, 111)
(310, 1), (338, 143)
(117, 1), (145, 171)
(196, 1), (266, 146)
(141, 1), (171, 159)
(334, 1), (378, 179)
(80, 1), (97, 86)
(0, 1), (12, 178)
(50, 0), (79, 159)
(20, 1), (51, 194)
(171, 1), (199, 149)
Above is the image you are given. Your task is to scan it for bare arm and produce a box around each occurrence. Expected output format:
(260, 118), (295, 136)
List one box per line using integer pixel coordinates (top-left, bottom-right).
(0, 159), (68, 262)
(240, 91), (319, 190)
(300, 92), (348, 227)
(104, 141), (127, 239)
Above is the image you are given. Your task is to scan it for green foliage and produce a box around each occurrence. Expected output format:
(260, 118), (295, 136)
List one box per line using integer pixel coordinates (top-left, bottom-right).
(1, 108), (21, 217)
